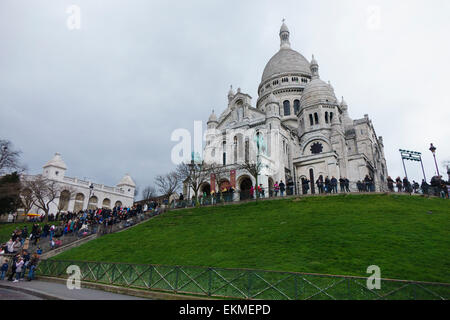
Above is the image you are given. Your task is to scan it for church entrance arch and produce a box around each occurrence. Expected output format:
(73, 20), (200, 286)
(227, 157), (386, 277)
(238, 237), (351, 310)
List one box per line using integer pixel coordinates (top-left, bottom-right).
(239, 176), (253, 201)
(200, 183), (211, 196)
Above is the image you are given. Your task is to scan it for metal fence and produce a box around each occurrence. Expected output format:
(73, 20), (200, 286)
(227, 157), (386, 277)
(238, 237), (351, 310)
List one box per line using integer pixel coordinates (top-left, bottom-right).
(36, 260), (449, 300)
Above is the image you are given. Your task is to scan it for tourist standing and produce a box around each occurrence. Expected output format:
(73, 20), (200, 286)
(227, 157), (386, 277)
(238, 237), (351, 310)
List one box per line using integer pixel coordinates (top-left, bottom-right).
(339, 177), (345, 193)
(344, 178), (350, 192)
(274, 182), (280, 197)
(331, 177), (338, 193)
(279, 181), (286, 197)
(387, 176), (394, 192)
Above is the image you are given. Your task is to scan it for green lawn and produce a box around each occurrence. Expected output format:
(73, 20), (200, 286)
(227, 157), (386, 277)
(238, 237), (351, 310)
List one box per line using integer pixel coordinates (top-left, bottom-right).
(54, 194), (450, 283)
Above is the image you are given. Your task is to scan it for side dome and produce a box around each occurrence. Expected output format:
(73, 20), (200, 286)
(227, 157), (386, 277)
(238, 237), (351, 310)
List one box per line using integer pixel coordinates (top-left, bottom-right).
(300, 55), (337, 108)
(208, 110), (218, 123)
(300, 79), (338, 108)
(262, 49), (311, 82)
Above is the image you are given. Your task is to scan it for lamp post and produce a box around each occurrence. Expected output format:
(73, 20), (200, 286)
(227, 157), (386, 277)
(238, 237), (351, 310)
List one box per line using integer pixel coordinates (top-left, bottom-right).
(429, 144), (440, 176)
(187, 159), (194, 201)
(87, 183), (94, 210)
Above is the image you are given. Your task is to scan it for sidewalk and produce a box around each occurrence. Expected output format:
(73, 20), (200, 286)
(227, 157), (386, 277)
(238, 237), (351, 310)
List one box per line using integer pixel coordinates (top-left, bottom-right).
(0, 280), (148, 300)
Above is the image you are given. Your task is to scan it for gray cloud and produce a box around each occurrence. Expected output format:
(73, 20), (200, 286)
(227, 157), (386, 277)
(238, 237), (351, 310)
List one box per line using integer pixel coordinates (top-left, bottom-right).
(1, 0), (449, 194)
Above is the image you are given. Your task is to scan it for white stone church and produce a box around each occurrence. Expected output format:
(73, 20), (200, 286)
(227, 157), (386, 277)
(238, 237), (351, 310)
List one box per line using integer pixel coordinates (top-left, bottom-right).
(194, 21), (388, 198)
(22, 153), (136, 215)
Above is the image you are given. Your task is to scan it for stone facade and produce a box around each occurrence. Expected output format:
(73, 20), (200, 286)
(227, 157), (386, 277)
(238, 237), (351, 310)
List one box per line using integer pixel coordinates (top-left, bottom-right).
(188, 22), (388, 198)
(22, 153), (135, 215)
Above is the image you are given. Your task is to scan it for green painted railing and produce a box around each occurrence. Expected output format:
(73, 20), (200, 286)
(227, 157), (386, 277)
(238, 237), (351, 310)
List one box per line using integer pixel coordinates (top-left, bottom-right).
(36, 260), (449, 300)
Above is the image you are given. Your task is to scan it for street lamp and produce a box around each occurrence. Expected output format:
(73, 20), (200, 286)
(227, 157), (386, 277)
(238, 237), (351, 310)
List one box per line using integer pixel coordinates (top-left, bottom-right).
(429, 144), (440, 176)
(187, 159), (195, 201)
(87, 183), (94, 210)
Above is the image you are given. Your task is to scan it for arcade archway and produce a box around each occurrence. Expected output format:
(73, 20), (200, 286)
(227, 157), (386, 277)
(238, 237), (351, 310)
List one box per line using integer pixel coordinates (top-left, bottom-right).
(239, 176), (253, 201)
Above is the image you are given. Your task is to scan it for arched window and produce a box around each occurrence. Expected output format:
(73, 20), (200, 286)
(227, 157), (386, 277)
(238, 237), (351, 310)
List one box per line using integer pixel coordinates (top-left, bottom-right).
(58, 190), (71, 212)
(325, 112), (329, 124)
(294, 100), (300, 114)
(283, 101), (291, 116)
(245, 139), (249, 162)
(74, 193), (85, 212)
(330, 112), (334, 123)
(222, 141), (226, 166)
(234, 136), (238, 164)
(88, 196), (98, 210)
(314, 113), (319, 125)
(309, 114), (314, 126)
(102, 198), (111, 209)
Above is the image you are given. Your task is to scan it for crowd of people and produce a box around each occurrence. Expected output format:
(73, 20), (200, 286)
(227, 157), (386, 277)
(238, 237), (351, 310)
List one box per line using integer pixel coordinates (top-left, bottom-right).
(0, 203), (163, 284)
(387, 175), (449, 198)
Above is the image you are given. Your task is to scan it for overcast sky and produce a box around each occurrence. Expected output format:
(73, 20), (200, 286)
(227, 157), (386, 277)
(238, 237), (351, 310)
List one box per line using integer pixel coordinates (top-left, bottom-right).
(1, 0), (449, 197)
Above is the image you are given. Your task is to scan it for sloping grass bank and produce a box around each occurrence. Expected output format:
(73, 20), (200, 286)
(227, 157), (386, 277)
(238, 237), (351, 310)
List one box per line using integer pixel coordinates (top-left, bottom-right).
(54, 194), (450, 283)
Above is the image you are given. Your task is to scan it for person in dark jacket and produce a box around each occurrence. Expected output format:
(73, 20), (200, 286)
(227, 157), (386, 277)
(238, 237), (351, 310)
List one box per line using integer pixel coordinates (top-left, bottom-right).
(279, 181), (286, 197)
(344, 178), (350, 192)
(27, 253), (40, 281)
(403, 177), (411, 193)
(316, 177), (324, 194)
(395, 177), (403, 192)
(387, 176), (395, 192)
(421, 179), (430, 195)
(324, 176), (331, 194)
(302, 178), (310, 195)
(339, 178), (345, 193)
(330, 177), (338, 193)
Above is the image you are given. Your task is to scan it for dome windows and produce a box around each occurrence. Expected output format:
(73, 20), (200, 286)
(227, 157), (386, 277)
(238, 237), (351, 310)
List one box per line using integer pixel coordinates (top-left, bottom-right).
(282, 77), (289, 83)
(283, 101), (291, 116)
(273, 80), (279, 86)
(294, 100), (300, 114)
(292, 77), (299, 82)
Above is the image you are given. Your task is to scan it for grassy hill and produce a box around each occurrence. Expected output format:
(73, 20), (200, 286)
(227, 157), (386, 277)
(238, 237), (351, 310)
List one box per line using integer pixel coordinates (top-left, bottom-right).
(53, 194), (450, 283)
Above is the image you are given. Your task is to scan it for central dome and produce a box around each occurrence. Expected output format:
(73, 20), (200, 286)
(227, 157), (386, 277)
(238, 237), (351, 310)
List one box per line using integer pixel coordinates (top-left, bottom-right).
(261, 22), (311, 83)
(262, 48), (311, 82)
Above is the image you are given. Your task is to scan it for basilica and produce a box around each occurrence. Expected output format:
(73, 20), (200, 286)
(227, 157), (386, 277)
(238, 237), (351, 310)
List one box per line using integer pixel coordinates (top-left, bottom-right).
(198, 22), (388, 198)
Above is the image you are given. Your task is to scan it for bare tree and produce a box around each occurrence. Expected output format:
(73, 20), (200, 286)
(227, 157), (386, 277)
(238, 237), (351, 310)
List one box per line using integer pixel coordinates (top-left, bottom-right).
(0, 139), (25, 175)
(176, 162), (210, 202)
(238, 159), (264, 198)
(20, 187), (35, 216)
(25, 175), (62, 222)
(154, 171), (180, 200)
(142, 186), (156, 201)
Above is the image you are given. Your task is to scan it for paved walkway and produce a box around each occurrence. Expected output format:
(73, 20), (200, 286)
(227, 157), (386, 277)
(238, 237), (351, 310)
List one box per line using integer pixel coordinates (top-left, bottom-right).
(0, 287), (42, 300)
(0, 280), (148, 300)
